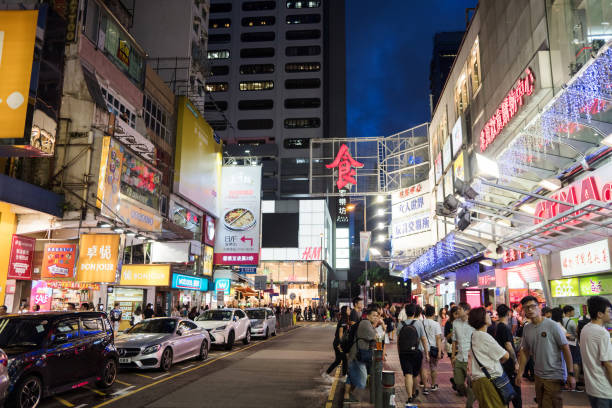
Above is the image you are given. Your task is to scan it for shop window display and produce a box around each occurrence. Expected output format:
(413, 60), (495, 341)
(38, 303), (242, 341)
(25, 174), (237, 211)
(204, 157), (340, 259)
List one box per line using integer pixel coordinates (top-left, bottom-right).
(107, 288), (145, 331)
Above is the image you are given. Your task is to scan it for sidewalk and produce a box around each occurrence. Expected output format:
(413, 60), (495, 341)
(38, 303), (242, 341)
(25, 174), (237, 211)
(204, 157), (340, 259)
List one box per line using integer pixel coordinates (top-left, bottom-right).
(332, 341), (590, 408)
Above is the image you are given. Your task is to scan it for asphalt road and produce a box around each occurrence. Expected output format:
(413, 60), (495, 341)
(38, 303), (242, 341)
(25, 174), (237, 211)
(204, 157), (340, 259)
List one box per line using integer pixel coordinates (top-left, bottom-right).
(39, 322), (337, 408)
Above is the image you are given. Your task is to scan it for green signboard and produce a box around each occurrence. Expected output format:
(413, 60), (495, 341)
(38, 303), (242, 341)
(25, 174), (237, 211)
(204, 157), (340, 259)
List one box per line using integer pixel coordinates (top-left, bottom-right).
(550, 278), (580, 298)
(579, 274), (612, 296)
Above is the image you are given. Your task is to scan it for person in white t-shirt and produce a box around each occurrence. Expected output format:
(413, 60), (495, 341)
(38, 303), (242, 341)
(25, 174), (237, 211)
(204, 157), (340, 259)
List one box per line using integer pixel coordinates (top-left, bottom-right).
(469, 306), (510, 408)
(580, 296), (612, 408)
(423, 304), (443, 391)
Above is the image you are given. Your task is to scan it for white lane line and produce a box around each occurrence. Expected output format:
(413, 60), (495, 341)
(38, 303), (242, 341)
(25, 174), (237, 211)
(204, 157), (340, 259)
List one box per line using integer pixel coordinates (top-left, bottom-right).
(152, 373), (170, 380)
(180, 364), (195, 370)
(111, 386), (135, 396)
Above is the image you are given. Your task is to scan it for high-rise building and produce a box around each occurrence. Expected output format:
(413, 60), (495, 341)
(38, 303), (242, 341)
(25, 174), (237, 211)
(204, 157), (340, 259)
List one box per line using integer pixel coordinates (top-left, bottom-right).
(205, 0), (346, 199)
(429, 31), (464, 116)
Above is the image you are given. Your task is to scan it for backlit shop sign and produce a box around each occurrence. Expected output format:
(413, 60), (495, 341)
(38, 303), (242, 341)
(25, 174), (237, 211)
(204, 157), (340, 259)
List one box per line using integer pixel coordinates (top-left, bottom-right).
(480, 68), (535, 152)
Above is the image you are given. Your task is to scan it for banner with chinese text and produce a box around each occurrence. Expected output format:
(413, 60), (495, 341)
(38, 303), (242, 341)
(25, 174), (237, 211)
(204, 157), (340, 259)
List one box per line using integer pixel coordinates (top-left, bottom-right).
(76, 234), (121, 283)
(8, 235), (35, 280)
(41, 243), (77, 279)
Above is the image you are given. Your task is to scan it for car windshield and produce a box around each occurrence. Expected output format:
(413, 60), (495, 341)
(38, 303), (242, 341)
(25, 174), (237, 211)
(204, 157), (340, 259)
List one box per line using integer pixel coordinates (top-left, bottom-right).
(127, 319), (177, 334)
(196, 310), (232, 321)
(246, 310), (266, 320)
(0, 317), (50, 349)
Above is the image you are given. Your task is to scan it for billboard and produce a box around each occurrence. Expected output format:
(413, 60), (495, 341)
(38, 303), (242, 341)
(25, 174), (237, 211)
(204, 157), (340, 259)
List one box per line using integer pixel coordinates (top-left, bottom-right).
(174, 97), (222, 217)
(214, 166), (262, 265)
(391, 180), (433, 252)
(76, 234), (121, 283)
(41, 243), (77, 279)
(120, 264), (170, 286)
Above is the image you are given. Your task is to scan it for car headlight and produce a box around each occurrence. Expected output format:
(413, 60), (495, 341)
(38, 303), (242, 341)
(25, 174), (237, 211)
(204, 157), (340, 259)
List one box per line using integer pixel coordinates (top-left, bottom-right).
(213, 325), (227, 331)
(142, 344), (161, 355)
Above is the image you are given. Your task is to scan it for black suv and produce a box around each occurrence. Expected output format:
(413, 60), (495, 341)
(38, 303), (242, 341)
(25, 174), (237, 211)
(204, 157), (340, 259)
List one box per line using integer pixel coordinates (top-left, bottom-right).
(0, 312), (118, 408)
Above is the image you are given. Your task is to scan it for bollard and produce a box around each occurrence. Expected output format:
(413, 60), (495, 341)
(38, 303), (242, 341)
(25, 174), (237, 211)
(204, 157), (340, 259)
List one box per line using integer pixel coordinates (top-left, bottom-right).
(374, 349), (384, 407)
(381, 370), (395, 408)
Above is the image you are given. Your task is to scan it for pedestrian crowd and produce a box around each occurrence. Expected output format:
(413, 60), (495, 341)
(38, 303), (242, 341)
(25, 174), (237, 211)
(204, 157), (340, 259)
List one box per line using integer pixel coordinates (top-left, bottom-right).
(323, 295), (612, 408)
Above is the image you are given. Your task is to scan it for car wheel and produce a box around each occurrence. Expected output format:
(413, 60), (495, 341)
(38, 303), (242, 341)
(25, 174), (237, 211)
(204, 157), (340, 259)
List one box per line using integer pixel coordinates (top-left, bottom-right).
(160, 348), (173, 371)
(196, 340), (208, 361)
(264, 328), (269, 339)
(243, 329), (251, 345)
(225, 331), (234, 350)
(8, 375), (42, 408)
(96, 358), (117, 389)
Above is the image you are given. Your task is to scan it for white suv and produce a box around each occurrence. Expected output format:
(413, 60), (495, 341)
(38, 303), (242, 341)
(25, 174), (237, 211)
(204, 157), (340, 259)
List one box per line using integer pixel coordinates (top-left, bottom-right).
(194, 308), (251, 350)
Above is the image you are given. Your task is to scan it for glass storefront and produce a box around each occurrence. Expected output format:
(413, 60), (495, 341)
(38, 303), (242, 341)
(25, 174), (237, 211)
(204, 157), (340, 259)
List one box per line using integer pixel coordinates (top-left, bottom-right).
(30, 280), (98, 311)
(107, 287), (145, 331)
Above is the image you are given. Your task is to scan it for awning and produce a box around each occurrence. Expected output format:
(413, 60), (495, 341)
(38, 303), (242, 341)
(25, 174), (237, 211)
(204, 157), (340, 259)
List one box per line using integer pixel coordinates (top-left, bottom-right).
(0, 173), (63, 217)
(235, 286), (259, 297)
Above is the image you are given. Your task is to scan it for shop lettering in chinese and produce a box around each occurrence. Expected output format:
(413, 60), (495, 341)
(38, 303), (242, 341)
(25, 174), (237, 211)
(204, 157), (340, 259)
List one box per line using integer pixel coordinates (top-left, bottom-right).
(325, 144), (364, 191)
(41, 243), (77, 278)
(336, 196), (349, 227)
(392, 214), (431, 238)
(560, 239), (610, 277)
(480, 68), (535, 152)
(551, 274), (612, 297)
(502, 247), (533, 264)
(8, 235), (35, 280)
(76, 234), (121, 283)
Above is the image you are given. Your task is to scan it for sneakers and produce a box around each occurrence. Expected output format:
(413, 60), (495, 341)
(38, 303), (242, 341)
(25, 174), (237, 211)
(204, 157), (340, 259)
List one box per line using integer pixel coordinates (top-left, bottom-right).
(450, 378), (457, 391)
(422, 388), (430, 396)
(574, 386), (585, 393)
(431, 384), (439, 391)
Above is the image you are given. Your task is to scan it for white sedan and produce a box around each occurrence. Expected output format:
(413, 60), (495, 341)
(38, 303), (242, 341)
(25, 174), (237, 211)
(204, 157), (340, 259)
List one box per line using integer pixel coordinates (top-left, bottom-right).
(194, 309), (251, 350)
(245, 308), (276, 339)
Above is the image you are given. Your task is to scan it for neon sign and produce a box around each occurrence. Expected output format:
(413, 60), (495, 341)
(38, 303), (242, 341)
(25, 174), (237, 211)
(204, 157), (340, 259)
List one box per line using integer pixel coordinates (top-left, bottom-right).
(480, 68), (535, 152)
(326, 144), (364, 190)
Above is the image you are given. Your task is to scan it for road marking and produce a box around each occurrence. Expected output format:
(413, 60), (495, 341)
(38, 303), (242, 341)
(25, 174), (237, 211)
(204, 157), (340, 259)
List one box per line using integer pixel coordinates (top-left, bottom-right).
(180, 364), (195, 370)
(74, 404), (88, 408)
(134, 373), (153, 379)
(114, 379), (131, 386)
(151, 373), (169, 380)
(110, 386), (135, 396)
(54, 396), (75, 407)
(325, 367), (341, 408)
(85, 386), (106, 396)
(91, 327), (301, 408)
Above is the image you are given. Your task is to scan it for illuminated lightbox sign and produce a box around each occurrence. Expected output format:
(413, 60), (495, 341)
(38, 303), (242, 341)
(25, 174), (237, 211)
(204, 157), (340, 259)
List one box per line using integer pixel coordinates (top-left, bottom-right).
(326, 144), (364, 191)
(391, 214), (431, 238)
(172, 273), (208, 291)
(560, 239), (610, 277)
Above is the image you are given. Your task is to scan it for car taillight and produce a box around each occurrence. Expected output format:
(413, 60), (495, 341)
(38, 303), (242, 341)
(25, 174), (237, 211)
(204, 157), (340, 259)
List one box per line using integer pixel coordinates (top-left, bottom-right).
(0, 351), (8, 367)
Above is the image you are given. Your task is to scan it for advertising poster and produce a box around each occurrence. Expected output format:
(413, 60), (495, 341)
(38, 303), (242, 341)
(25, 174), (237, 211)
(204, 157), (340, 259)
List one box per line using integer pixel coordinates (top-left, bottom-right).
(214, 166), (262, 266)
(119, 264), (170, 286)
(442, 138), (452, 171)
(0, 10), (38, 139)
(454, 151), (465, 181)
(174, 97), (223, 217)
(41, 243), (77, 279)
(579, 275), (612, 296)
(434, 152), (442, 182)
(203, 245), (214, 276)
(30, 280), (53, 312)
(550, 278), (580, 298)
(451, 117), (463, 157)
(8, 235), (36, 280)
(76, 234), (121, 283)
(204, 214), (216, 246)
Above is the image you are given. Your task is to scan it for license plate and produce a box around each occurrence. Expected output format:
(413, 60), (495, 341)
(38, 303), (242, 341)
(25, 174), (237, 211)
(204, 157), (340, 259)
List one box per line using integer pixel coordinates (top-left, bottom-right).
(119, 358), (130, 364)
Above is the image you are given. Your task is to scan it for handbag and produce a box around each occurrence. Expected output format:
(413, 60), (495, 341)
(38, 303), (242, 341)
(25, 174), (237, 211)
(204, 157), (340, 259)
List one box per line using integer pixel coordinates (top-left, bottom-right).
(424, 320), (440, 359)
(471, 334), (517, 405)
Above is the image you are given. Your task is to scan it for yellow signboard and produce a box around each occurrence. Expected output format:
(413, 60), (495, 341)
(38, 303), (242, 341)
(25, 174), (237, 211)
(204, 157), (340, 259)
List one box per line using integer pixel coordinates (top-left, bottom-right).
(203, 245), (214, 277)
(118, 200), (163, 232)
(76, 234), (121, 283)
(0, 11), (38, 139)
(454, 151), (465, 181)
(174, 97), (222, 217)
(120, 264), (170, 286)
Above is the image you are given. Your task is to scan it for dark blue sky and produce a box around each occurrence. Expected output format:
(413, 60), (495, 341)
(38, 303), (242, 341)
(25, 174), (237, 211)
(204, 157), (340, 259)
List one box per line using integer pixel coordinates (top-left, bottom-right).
(346, 0), (478, 138)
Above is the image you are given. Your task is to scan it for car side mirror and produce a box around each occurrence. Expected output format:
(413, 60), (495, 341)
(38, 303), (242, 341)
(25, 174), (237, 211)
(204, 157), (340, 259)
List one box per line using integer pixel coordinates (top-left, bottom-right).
(176, 329), (183, 336)
(233, 316), (238, 322)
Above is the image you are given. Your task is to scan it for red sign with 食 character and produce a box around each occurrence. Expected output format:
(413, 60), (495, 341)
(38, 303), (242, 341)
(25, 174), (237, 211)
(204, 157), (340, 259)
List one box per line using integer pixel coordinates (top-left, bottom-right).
(8, 235), (36, 280)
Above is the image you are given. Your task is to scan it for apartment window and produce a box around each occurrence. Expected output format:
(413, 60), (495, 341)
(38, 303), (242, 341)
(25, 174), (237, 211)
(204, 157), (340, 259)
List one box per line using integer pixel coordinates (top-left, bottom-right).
(238, 119), (274, 130)
(208, 34), (231, 44)
(454, 70), (469, 117)
(101, 87), (136, 127)
(209, 120), (228, 131)
(242, 1), (276, 11)
(285, 78), (321, 89)
(242, 16), (275, 27)
(284, 117), (320, 128)
(285, 62), (320, 73)
(240, 80), (274, 91)
(204, 101), (228, 111)
(240, 47), (275, 58)
(241, 32), (276, 42)
(206, 82), (229, 92)
(284, 138), (310, 148)
(240, 64), (275, 75)
(468, 40), (482, 95)
(284, 98), (321, 109)
(286, 14), (321, 24)
(210, 65), (230, 76)
(286, 30), (321, 40)
(144, 94), (173, 145)
(286, 1), (320, 8)
(286, 45), (320, 56)
(208, 49), (230, 59)
(239, 100), (274, 110)
(209, 18), (231, 29)
(210, 3), (232, 13)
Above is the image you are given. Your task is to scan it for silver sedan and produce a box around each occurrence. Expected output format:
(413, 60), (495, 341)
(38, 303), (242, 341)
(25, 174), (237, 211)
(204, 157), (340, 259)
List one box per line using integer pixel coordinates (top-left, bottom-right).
(115, 318), (210, 371)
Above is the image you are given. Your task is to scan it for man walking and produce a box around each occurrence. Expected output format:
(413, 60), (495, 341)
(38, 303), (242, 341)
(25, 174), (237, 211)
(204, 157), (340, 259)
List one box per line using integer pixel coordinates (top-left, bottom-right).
(451, 302), (475, 408)
(397, 304), (429, 403)
(517, 296), (575, 408)
(495, 304), (522, 408)
(349, 297), (363, 325)
(580, 296), (612, 408)
(563, 305), (583, 392)
(110, 302), (122, 332)
(344, 306), (378, 403)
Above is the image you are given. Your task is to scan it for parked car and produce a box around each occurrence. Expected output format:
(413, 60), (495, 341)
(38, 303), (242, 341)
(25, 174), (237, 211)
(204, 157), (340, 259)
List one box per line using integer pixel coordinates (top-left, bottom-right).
(194, 308), (251, 350)
(245, 308), (276, 339)
(0, 312), (118, 408)
(115, 317), (210, 371)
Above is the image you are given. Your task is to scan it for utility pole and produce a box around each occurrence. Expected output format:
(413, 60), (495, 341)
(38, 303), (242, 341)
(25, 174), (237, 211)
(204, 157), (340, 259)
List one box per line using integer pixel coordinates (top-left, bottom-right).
(363, 200), (368, 307)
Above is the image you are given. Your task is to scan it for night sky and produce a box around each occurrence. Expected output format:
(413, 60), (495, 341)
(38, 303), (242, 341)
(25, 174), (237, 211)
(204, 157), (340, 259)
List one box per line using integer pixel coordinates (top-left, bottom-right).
(346, 0), (478, 138)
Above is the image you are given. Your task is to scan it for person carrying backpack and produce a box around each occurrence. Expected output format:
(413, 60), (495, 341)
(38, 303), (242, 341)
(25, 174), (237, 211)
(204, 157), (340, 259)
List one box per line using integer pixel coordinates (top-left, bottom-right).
(397, 303), (430, 403)
(344, 306), (378, 403)
(110, 302), (122, 332)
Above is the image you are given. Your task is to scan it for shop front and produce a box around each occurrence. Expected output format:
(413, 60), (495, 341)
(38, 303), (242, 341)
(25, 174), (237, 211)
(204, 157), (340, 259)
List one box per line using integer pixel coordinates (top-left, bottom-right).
(435, 280), (456, 310)
(30, 280), (100, 311)
(256, 261), (329, 308)
(477, 268), (508, 309)
(169, 272), (209, 312)
(456, 263), (480, 308)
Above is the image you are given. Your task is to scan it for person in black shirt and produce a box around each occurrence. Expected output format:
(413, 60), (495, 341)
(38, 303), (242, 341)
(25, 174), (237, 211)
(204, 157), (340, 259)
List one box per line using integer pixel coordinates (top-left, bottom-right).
(324, 305), (350, 379)
(495, 304), (522, 408)
(445, 306), (458, 391)
(144, 303), (155, 319)
(349, 296), (363, 325)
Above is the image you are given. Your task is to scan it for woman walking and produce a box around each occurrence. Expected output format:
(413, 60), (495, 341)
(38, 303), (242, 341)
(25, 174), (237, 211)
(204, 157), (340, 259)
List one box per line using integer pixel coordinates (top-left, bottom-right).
(468, 307), (510, 408)
(131, 306), (143, 326)
(324, 305), (350, 380)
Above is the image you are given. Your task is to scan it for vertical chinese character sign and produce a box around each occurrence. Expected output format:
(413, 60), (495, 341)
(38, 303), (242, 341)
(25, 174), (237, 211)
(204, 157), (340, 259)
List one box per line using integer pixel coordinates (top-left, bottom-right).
(8, 235), (36, 280)
(76, 234), (121, 283)
(326, 144), (364, 191)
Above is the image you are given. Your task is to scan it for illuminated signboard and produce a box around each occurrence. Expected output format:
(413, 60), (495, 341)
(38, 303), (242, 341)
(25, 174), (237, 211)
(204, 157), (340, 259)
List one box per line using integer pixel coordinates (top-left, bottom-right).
(326, 144), (364, 191)
(560, 239), (610, 277)
(214, 278), (231, 295)
(171, 273), (208, 291)
(480, 68), (535, 152)
(550, 278), (580, 298)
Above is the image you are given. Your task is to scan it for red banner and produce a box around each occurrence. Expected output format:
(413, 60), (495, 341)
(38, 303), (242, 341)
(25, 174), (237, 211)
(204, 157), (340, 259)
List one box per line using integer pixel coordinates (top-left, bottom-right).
(8, 235), (36, 280)
(213, 253), (258, 266)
